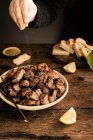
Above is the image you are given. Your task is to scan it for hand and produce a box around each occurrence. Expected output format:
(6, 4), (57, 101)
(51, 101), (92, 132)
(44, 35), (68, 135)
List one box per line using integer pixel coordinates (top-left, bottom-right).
(9, 0), (37, 30)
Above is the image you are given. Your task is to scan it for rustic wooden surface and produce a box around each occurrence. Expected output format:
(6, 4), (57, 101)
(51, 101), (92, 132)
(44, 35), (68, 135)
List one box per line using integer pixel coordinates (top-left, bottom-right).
(0, 44), (93, 140)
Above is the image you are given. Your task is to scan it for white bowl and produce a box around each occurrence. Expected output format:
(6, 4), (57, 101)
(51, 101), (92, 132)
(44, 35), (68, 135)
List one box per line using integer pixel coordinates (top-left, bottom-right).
(0, 66), (69, 110)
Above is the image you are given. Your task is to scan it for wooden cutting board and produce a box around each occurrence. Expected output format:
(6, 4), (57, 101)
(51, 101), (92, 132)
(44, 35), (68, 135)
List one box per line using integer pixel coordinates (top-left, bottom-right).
(53, 54), (89, 68)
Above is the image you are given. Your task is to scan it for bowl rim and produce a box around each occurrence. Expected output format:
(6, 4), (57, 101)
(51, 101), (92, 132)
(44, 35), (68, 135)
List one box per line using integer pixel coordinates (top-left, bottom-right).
(0, 66), (69, 110)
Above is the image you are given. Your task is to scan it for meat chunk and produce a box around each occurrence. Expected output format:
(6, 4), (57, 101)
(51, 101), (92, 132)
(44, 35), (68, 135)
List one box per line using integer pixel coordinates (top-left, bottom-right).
(20, 80), (30, 87)
(25, 65), (37, 72)
(24, 65), (32, 71)
(43, 87), (49, 94)
(8, 85), (17, 97)
(30, 91), (39, 101)
(46, 79), (55, 90)
(13, 97), (20, 103)
(37, 72), (48, 83)
(20, 88), (32, 97)
(40, 94), (49, 105)
(47, 70), (59, 79)
(13, 83), (21, 92)
(1, 69), (17, 82)
(57, 77), (65, 84)
(24, 70), (34, 80)
(56, 91), (64, 98)
(35, 89), (42, 97)
(26, 100), (36, 105)
(49, 89), (57, 103)
(19, 99), (27, 105)
(12, 69), (25, 83)
(29, 78), (39, 87)
(38, 63), (49, 72)
(30, 65), (38, 71)
(56, 79), (65, 93)
(57, 85), (65, 94)
(27, 100), (36, 105)
(36, 100), (40, 105)
(37, 82), (45, 90)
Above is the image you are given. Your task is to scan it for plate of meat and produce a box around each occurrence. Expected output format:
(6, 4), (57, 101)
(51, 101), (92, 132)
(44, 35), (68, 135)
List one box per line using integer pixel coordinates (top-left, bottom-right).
(0, 63), (69, 110)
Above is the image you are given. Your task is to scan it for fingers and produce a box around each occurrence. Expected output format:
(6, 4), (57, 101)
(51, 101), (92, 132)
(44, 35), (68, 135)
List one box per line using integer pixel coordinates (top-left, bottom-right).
(20, 0), (29, 24)
(9, 1), (18, 27)
(14, 0), (26, 30)
(9, 0), (26, 30)
(20, 0), (37, 24)
(9, 0), (37, 30)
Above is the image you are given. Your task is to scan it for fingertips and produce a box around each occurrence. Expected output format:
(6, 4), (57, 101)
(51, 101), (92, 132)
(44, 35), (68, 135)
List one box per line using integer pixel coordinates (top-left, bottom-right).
(17, 18), (26, 30)
(9, 1), (21, 29)
(25, 23), (29, 27)
(10, 11), (25, 30)
(20, 0), (29, 24)
(9, 0), (26, 30)
(15, 1), (26, 28)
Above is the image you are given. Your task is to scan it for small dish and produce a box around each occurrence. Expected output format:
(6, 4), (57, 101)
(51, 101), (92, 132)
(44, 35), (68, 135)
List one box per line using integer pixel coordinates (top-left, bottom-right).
(0, 66), (69, 110)
(3, 47), (21, 57)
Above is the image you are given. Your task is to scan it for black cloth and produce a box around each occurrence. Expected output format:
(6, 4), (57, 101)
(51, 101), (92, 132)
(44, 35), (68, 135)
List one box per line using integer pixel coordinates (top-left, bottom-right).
(68, 0), (93, 42)
(29, 0), (74, 28)
(29, 0), (93, 42)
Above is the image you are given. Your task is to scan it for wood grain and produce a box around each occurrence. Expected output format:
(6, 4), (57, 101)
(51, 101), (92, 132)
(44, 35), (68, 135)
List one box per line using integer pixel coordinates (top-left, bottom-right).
(0, 109), (93, 140)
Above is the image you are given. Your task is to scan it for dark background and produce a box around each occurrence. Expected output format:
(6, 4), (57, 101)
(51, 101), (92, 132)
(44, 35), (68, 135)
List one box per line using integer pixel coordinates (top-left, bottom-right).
(0, 0), (66, 44)
(0, 0), (93, 44)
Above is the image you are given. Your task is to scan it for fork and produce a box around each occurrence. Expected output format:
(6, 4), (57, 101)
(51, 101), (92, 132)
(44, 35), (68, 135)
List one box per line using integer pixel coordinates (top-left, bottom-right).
(0, 88), (29, 123)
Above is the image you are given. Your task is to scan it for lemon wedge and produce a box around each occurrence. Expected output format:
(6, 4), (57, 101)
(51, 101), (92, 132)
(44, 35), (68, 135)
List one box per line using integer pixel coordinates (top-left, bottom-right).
(63, 62), (76, 73)
(59, 107), (76, 125)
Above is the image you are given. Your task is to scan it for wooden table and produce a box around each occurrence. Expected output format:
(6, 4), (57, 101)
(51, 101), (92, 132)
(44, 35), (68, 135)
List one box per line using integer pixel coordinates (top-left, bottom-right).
(0, 44), (93, 140)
